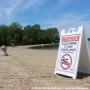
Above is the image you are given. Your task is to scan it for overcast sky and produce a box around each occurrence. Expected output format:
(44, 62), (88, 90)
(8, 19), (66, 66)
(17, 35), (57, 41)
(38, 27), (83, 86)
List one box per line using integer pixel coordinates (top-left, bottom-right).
(0, 0), (90, 37)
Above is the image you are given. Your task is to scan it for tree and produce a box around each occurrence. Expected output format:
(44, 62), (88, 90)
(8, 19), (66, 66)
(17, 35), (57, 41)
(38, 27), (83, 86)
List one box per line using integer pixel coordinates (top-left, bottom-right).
(46, 28), (59, 43)
(24, 24), (41, 44)
(0, 22), (60, 46)
(37, 30), (48, 44)
(0, 25), (9, 46)
(8, 22), (23, 45)
(24, 25), (33, 44)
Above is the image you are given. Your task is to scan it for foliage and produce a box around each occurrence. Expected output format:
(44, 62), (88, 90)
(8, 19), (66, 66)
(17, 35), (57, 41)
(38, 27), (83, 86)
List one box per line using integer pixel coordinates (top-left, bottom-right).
(0, 22), (60, 46)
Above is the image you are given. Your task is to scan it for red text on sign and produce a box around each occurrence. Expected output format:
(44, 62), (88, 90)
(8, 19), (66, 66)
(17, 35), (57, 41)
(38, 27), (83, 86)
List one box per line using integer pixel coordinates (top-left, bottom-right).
(62, 36), (79, 42)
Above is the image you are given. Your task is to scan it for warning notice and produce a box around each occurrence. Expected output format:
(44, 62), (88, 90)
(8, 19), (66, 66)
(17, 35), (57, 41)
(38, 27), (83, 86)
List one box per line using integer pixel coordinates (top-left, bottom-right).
(62, 36), (79, 42)
(61, 35), (80, 53)
(57, 35), (80, 73)
(55, 26), (84, 79)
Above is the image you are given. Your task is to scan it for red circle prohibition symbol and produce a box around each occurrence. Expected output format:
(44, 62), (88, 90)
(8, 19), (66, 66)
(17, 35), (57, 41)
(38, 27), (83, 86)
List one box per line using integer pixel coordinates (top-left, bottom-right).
(60, 54), (72, 70)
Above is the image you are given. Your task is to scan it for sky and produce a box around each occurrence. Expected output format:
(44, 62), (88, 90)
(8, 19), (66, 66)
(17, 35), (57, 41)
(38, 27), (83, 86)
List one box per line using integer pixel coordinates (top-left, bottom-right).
(0, 0), (90, 37)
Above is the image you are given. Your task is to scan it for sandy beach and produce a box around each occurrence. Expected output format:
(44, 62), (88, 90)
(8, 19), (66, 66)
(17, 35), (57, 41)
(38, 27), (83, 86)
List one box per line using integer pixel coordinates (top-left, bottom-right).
(0, 46), (90, 90)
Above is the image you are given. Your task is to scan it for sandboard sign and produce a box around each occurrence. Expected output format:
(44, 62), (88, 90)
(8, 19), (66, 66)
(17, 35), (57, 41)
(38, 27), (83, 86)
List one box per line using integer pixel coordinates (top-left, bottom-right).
(54, 26), (90, 79)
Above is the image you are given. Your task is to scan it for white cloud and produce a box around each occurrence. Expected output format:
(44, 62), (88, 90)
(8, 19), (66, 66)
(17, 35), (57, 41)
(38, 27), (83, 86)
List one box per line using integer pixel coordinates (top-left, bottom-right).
(0, 0), (46, 18)
(0, 0), (46, 24)
(22, 0), (46, 11)
(0, 0), (23, 17)
(59, 0), (70, 3)
(42, 13), (90, 37)
(59, 0), (66, 2)
(47, 0), (70, 18)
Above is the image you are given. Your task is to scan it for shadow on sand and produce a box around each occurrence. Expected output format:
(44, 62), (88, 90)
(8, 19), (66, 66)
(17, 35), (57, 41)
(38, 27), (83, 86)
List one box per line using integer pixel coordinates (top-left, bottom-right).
(56, 72), (90, 79)
(77, 72), (90, 79)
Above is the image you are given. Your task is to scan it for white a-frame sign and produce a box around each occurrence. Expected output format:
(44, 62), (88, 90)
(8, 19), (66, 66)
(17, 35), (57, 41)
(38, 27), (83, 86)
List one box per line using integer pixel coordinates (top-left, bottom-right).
(55, 26), (90, 79)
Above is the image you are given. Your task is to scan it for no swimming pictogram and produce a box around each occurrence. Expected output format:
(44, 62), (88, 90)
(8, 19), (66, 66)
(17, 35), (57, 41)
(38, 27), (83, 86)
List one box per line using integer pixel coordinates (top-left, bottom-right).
(60, 54), (72, 70)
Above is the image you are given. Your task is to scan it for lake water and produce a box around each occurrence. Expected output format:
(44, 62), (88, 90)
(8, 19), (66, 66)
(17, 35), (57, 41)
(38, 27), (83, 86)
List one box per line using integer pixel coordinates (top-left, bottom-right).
(30, 41), (90, 50)
(88, 41), (90, 46)
(29, 44), (59, 50)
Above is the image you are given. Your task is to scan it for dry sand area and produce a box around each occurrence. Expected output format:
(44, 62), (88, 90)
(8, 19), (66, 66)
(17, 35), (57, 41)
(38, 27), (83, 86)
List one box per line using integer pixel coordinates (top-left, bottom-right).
(0, 46), (90, 90)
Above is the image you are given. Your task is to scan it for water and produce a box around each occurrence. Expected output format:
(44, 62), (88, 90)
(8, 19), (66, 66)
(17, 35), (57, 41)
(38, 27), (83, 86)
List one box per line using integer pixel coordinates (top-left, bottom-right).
(29, 41), (90, 50)
(88, 41), (90, 46)
(29, 44), (59, 50)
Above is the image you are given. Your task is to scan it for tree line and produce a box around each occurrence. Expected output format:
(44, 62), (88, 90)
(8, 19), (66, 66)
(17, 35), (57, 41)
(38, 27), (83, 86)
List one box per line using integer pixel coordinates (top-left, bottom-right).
(0, 22), (59, 46)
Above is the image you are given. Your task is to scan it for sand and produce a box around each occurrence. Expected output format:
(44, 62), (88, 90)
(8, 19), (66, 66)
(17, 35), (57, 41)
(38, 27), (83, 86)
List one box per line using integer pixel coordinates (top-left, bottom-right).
(0, 46), (90, 90)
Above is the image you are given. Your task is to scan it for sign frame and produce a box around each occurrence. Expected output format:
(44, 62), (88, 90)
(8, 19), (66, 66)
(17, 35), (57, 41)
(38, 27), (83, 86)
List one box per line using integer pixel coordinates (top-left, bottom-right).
(54, 26), (90, 79)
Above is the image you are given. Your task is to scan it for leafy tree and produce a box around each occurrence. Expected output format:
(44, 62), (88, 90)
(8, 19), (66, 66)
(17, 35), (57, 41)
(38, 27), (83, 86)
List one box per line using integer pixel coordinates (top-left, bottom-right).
(24, 24), (41, 44)
(0, 25), (9, 46)
(8, 22), (23, 45)
(0, 22), (60, 46)
(24, 25), (33, 44)
(46, 28), (59, 43)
